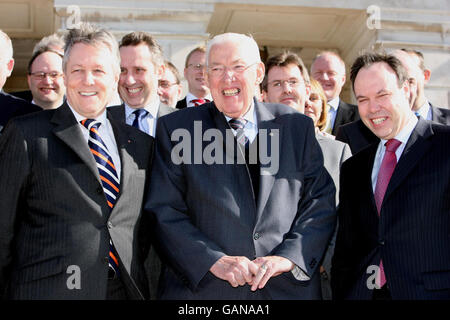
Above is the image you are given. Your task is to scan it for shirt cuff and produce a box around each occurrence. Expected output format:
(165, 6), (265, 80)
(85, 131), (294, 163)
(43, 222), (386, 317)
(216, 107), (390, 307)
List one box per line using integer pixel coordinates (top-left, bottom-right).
(291, 265), (310, 281)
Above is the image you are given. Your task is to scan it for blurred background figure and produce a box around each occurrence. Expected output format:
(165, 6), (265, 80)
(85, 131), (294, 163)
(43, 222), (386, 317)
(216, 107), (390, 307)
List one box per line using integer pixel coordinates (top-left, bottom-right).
(305, 79), (334, 139)
(158, 60), (182, 109)
(176, 46), (212, 109)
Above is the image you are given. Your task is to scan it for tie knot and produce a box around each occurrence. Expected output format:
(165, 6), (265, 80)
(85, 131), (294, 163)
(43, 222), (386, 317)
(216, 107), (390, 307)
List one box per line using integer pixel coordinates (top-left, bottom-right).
(385, 139), (401, 153)
(228, 118), (247, 130)
(191, 98), (210, 106)
(133, 108), (148, 118)
(81, 119), (101, 130)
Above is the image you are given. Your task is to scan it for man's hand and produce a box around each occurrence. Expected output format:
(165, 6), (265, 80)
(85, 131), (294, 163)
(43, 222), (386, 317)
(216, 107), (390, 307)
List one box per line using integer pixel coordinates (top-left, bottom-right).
(210, 256), (260, 287)
(250, 256), (294, 291)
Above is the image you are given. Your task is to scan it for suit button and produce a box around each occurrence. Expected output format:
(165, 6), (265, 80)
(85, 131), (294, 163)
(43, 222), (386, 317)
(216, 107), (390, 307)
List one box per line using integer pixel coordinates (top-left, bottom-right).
(253, 232), (260, 240)
(379, 239), (385, 245)
(97, 186), (103, 194)
(107, 221), (114, 229)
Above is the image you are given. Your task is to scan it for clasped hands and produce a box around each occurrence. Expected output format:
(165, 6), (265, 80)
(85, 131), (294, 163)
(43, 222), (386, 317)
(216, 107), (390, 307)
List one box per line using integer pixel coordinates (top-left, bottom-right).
(209, 255), (294, 291)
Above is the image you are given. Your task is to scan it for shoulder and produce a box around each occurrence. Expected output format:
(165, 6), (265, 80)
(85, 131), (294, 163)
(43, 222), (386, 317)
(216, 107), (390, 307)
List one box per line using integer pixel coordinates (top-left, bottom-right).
(175, 97), (187, 109)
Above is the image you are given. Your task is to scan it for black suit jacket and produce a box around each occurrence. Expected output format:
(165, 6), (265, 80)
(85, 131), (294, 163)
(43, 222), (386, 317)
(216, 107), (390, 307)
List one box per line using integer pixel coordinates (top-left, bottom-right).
(0, 91), (41, 133)
(331, 100), (359, 136)
(175, 97), (187, 109)
(0, 103), (154, 299)
(146, 99), (336, 299)
(332, 119), (450, 299)
(336, 103), (450, 154)
(9, 90), (33, 102)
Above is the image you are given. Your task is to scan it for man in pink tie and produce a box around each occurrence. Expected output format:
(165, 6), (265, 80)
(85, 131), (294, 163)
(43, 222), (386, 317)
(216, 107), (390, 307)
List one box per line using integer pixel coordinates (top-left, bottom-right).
(331, 52), (450, 300)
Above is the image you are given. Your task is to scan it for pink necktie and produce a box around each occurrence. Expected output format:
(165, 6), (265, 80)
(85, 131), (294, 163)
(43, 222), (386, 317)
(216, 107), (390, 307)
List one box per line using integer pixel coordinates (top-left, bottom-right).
(374, 139), (401, 288)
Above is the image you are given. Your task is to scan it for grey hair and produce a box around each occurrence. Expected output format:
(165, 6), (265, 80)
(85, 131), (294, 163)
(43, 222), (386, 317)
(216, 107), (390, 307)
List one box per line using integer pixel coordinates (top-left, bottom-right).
(0, 29), (13, 62)
(63, 22), (120, 75)
(206, 33), (261, 68)
(33, 33), (65, 56)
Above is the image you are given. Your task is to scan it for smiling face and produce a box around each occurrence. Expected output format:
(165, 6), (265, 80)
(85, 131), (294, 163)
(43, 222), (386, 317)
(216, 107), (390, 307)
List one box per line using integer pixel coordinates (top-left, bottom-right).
(27, 51), (65, 109)
(184, 50), (209, 97)
(64, 43), (119, 118)
(119, 43), (162, 109)
(206, 40), (264, 118)
(355, 62), (413, 140)
(311, 53), (346, 101)
(265, 63), (310, 113)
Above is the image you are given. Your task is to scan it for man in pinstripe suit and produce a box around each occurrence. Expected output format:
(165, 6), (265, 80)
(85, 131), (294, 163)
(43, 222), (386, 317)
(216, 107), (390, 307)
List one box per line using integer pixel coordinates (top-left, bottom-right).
(332, 53), (450, 300)
(0, 23), (153, 300)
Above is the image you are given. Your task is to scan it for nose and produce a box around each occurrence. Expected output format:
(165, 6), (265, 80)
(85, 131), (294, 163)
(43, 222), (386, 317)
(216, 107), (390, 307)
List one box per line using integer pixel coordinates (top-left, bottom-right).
(281, 81), (292, 93)
(82, 71), (95, 85)
(367, 99), (380, 113)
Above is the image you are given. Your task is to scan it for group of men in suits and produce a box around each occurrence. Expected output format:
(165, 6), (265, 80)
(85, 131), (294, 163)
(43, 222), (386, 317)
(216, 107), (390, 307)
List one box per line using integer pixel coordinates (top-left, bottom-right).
(1, 20), (449, 301)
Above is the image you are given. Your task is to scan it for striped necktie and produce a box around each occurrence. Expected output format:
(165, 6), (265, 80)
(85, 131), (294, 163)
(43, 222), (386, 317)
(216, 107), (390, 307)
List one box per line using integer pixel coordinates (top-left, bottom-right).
(228, 118), (248, 146)
(81, 119), (121, 276)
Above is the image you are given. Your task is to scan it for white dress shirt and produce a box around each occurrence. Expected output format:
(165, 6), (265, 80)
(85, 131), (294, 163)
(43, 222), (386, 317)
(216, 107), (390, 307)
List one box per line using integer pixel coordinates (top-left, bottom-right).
(68, 103), (121, 181)
(327, 97), (340, 129)
(124, 94), (160, 137)
(415, 100), (432, 121)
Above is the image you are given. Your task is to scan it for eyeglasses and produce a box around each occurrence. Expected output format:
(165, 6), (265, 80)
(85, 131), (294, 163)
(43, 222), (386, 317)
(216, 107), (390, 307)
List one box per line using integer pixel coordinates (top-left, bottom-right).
(268, 79), (303, 89)
(30, 72), (63, 80)
(207, 62), (258, 78)
(158, 80), (180, 89)
(187, 63), (205, 71)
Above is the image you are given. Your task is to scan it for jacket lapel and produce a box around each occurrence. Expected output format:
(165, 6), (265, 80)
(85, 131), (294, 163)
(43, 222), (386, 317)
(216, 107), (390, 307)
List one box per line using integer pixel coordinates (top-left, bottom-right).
(254, 101), (282, 222)
(383, 119), (433, 204)
(51, 102), (101, 185)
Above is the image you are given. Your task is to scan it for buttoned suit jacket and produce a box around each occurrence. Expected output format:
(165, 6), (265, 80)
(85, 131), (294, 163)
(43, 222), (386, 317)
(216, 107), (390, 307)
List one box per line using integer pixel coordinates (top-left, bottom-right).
(0, 91), (41, 134)
(0, 102), (154, 299)
(332, 118), (450, 300)
(331, 100), (359, 136)
(336, 103), (450, 154)
(145, 99), (336, 300)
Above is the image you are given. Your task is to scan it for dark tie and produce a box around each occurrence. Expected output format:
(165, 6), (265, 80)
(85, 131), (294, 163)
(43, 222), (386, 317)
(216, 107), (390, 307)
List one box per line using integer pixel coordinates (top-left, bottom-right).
(81, 119), (121, 276)
(132, 108), (148, 133)
(228, 118), (248, 146)
(374, 138), (401, 288)
(191, 98), (210, 107)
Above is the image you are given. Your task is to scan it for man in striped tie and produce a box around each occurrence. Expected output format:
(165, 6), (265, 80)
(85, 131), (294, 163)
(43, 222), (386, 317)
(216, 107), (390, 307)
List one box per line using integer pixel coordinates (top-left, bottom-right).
(0, 23), (154, 300)
(332, 53), (450, 300)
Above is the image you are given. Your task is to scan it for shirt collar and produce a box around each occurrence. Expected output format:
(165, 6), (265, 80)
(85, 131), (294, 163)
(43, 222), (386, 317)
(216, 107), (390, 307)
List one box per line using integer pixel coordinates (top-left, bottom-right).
(224, 100), (256, 125)
(186, 92), (213, 105)
(124, 95), (160, 119)
(415, 100), (431, 118)
(380, 113), (418, 147)
(327, 97), (340, 110)
(67, 101), (108, 125)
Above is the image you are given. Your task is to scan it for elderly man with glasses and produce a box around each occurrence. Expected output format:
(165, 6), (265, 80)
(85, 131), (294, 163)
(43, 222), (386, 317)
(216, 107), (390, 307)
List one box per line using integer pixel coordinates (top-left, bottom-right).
(145, 32), (336, 300)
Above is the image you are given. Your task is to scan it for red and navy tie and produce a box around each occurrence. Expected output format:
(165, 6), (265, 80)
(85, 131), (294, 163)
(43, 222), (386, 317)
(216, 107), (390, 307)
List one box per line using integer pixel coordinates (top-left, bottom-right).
(191, 98), (210, 107)
(81, 119), (121, 276)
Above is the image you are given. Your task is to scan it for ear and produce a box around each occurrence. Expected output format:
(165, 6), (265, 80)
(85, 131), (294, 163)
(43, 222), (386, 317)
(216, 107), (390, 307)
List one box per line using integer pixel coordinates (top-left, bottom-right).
(157, 63), (165, 80)
(423, 69), (431, 82)
(402, 79), (410, 100)
(255, 62), (265, 85)
(305, 83), (311, 98)
(6, 59), (14, 77)
(27, 74), (31, 89)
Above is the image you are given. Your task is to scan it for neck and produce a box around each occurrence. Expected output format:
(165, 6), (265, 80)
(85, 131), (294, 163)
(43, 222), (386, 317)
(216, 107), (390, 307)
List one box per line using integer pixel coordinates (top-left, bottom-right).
(190, 87), (209, 99)
(36, 98), (64, 110)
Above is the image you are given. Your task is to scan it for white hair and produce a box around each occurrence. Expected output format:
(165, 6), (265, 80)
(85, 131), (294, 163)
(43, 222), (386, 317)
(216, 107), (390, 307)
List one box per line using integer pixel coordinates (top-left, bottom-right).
(206, 33), (261, 67)
(0, 29), (13, 62)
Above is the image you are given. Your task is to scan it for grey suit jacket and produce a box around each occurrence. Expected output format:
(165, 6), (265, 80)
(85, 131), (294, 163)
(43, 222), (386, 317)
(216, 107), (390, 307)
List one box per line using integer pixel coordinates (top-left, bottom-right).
(0, 103), (154, 299)
(145, 99), (336, 300)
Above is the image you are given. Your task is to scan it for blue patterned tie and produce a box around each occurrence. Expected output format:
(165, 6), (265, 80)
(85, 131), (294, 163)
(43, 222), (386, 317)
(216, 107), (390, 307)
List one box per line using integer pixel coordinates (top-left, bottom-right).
(132, 108), (148, 132)
(81, 119), (121, 277)
(229, 118), (248, 146)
